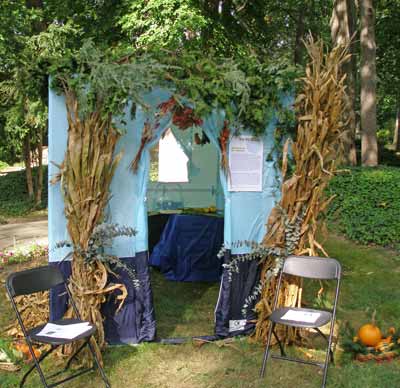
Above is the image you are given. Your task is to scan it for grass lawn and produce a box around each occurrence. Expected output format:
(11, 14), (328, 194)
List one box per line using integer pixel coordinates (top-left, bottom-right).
(1, 234), (400, 387)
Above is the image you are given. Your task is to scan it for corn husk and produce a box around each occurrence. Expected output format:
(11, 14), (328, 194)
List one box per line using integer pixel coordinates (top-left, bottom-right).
(53, 86), (127, 364)
(6, 292), (49, 339)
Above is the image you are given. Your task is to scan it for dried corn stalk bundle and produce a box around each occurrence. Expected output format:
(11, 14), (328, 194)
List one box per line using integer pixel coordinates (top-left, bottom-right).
(53, 86), (126, 362)
(253, 37), (350, 344)
(6, 292), (49, 338)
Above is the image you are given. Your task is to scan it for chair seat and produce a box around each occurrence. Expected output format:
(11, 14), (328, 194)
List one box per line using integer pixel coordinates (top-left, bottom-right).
(270, 307), (331, 328)
(28, 319), (96, 346)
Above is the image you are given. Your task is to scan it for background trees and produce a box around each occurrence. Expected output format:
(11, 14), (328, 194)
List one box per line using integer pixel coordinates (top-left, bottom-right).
(0, 0), (127, 206)
(376, 0), (400, 151)
(0, 0), (398, 202)
(330, 0), (358, 165)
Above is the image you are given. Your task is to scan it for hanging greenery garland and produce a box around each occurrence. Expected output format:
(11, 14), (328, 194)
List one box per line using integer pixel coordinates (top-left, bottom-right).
(50, 40), (299, 137)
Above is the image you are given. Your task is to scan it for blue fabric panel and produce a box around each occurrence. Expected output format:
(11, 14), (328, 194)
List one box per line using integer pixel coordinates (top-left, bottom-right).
(214, 251), (260, 337)
(107, 92), (173, 255)
(149, 214), (224, 282)
(202, 94), (293, 255)
(202, 110), (280, 254)
(213, 252), (232, 337)
(49, 253), (156, 344)
(223, 127), (281, 254)
(102, 252), (156, 344)
(49, 261), (72, 321)
(128, 89), (173, 253)
(48, 87), (173, 259)
(201, 110), (229, 217)
(48, 86), (71, 262)
(106, 103), (140, 257)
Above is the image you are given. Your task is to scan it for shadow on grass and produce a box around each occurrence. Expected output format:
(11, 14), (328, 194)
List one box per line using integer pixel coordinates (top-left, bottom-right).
(150, 268), (220, 339)
(0, 344), (139, 388)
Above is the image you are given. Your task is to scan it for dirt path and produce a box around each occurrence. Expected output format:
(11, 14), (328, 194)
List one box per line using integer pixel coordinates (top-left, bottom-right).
(0, 217), (48, 251)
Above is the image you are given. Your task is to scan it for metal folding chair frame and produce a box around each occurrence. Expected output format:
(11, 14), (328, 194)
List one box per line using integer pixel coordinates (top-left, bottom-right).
(6, 267), (111, 388)
(260, 256), (341, 388)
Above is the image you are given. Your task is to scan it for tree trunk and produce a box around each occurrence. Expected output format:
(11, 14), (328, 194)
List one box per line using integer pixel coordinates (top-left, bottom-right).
(330, 0), (357, 165)
(294, 6), (305, 65)
(393, 106), (400, 151)
(23, 136), (34, 198)
(360, 0), (378, 166)
(35, 127), (43, 206)
(347, 0), (358, 164)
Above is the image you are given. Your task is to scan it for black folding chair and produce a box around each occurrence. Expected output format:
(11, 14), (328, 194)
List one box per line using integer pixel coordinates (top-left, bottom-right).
(260, 255), (341, 388)
(6, 265), (111, 388)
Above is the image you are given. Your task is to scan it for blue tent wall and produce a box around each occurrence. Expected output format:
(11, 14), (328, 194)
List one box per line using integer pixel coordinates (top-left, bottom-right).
(48, 84), (291, 342)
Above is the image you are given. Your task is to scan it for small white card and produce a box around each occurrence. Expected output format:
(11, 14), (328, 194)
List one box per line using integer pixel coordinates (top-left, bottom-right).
(37, 322), (91, 339)
(229, 319), (247, 332)
(281, 310), (321, 323)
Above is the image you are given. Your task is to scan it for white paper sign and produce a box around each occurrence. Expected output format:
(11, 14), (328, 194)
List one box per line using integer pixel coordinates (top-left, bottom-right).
(37, 322), (91, 339)
(228, 136), (263, 192)
(281, 310), (321, 323)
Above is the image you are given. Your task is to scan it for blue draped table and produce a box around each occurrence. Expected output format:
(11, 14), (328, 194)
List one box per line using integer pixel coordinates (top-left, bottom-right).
(149, 214), (224, 282)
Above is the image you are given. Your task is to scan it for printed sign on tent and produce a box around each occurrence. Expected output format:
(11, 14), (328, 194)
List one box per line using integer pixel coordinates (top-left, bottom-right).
(228, 135), (263, 192)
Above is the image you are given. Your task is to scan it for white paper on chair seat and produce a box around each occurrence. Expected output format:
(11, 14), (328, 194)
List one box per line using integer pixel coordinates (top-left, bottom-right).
(37, 322), (91, 339)
(281, 310), (321, 323)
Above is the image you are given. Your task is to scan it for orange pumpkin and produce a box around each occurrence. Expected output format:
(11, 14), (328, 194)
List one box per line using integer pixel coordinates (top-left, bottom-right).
(358, 324), (382, 347)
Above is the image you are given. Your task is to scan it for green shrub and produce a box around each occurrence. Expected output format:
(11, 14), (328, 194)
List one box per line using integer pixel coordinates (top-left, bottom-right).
(0, 166), (48, 217)
(377, 128), (392, 145)
(326, 166), (400, 248)
(0, 160), (9, 170)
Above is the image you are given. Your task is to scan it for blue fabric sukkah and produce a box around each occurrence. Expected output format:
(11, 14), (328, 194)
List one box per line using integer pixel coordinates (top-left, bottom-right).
(48, 84), (292, 343)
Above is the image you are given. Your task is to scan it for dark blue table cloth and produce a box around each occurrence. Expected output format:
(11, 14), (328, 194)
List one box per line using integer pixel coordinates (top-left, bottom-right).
(149, 214), (224, 281)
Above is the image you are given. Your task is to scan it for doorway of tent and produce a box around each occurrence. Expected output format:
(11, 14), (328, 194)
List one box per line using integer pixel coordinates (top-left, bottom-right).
(146, 126), (224, 339)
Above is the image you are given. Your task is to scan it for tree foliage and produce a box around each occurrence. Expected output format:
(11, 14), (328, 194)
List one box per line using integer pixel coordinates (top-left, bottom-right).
(0, 0), (398, 189)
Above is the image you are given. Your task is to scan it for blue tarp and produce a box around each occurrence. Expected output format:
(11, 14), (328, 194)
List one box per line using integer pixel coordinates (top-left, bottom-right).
(149, 214), (224, 282)
(50, 252), (156, 345)
(214, 251), (261, 337)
